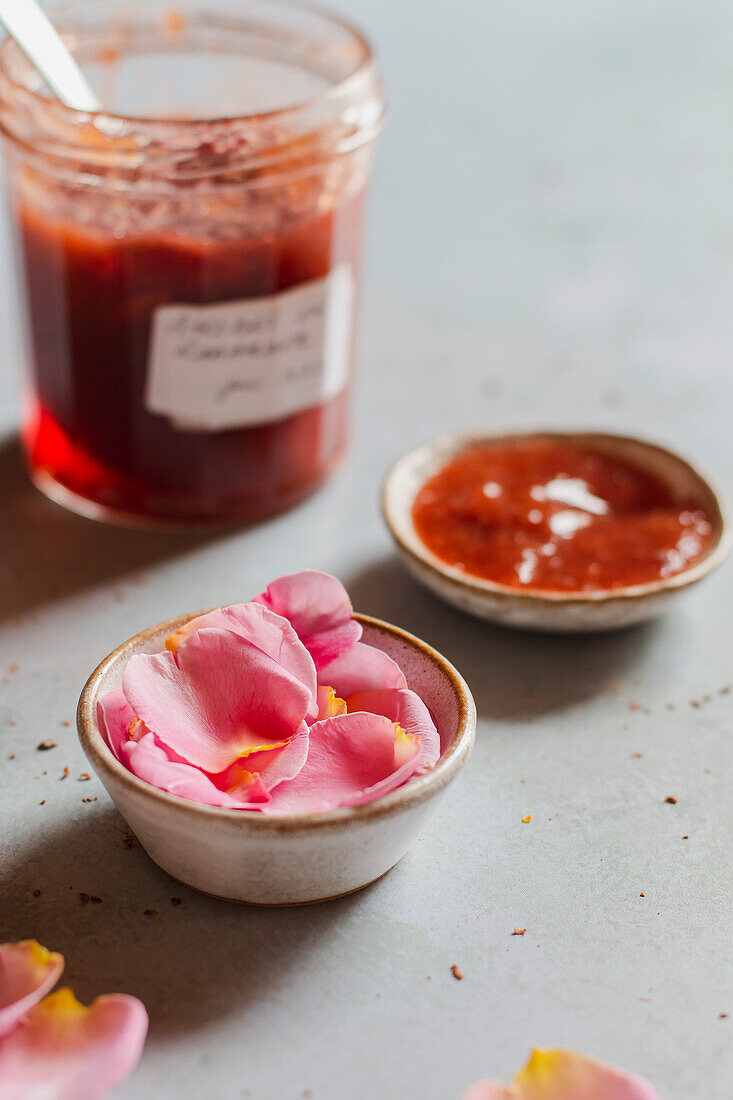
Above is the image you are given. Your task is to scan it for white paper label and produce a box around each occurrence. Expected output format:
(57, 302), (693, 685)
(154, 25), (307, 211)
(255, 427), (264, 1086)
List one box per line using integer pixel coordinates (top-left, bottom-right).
(145, 265), (354, 431)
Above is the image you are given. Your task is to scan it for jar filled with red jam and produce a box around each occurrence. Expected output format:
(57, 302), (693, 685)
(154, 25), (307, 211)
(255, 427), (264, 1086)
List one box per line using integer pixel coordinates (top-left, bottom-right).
(0, 0), (384, 525)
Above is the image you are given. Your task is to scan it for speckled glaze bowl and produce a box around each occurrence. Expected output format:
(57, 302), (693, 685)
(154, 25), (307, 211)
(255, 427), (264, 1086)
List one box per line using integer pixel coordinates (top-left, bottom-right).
(383, 430), (731, 633)
(77, 613), (476, 906)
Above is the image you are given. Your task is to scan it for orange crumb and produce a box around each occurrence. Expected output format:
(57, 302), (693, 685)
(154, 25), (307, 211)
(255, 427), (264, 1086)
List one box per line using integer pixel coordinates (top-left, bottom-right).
(164, 7), (186, 35)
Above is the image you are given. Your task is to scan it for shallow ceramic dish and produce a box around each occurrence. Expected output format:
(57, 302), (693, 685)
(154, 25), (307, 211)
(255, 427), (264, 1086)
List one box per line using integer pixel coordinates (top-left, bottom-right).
(77, 613), (476, 906)
(383, 430), (730, 633)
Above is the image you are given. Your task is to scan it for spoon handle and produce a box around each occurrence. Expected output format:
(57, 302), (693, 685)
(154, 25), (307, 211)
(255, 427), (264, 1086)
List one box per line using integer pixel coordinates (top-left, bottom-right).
(0, 0), (100, 112)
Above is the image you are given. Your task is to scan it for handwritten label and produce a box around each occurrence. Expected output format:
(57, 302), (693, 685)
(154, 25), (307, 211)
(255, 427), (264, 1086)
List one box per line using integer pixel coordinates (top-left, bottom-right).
(145, 265), (354, 431)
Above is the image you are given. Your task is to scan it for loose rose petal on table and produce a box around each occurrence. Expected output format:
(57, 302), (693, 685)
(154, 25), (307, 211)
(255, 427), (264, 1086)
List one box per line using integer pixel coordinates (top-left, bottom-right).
(97, 690), (138, 762)
(123, 628), (311, 772)
(0, 941), (64, 1038)
(462, 1049), (662, 1100)
(463, 1085), (513, 1100)
(319, 642), (408, 699)
(122, 734), (270, 808)
(263, 710), (419, 815)
(0, 986), (148, 1100)
(253, 570), (362, 670)
(347, 688), (440, 774)
(166, 602), (318, 721)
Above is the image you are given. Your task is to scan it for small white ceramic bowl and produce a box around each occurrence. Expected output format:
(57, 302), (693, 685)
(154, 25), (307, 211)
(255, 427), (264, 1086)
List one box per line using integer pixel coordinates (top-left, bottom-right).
(383, 430), (730, 633)
(77, 613), (476, 906)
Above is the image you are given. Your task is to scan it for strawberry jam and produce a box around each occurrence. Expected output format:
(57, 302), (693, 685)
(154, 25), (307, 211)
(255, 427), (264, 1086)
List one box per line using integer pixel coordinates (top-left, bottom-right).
(16, 192), (363, 524)
(412, 438), (714, 592)
(0, 1), (384, 525)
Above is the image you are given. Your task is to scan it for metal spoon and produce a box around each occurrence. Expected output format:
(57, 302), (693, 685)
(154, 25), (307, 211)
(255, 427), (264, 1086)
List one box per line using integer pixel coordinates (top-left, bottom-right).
(0, 0), (100, 111)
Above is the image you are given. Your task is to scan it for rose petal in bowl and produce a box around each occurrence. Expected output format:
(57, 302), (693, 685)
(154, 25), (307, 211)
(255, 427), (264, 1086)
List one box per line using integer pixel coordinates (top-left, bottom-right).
(346, 688), (440, 774)
(319, 641), (408, 698)
(315, 685), (348, 720)
(253, 570), (362, 670)
(122, 733), (271, 809)
(97, 690), (137, 762)
(123, 627), (311, 772)
(215, 723), (309, 796)
(263, 711), (420, 815)
(165, 602), (318, 721)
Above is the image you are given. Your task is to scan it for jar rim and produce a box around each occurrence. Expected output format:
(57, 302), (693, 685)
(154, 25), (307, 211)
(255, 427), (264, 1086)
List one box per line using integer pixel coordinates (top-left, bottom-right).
(0, 0), (379, 127)
(0, 0), (385, 177)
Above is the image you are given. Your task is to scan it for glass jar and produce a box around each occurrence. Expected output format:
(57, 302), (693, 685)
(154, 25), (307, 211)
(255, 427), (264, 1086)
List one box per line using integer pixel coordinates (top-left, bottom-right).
(0, 0), (384, 525)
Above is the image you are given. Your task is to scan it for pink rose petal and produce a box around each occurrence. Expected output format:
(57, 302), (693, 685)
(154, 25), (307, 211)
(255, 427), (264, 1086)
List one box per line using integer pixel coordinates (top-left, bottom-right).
(346, 688), (440, 774)
(253, 570), (362, 670)
(318, 641), (408, 698)
(166, 602), (318, 721)
(0, 941), (64, 1039)
(262, 710), (419, 815)
(0, 986), (148, 1100)
(97, 689), (138, 763)
(463, 1049), (662, 1100)
(316, 685), (348, 720)
(463, 1085), (513, 1100)
(122, 733), (270, 808)
(123, 627), (311, 773)
(215, 723), (309, 796)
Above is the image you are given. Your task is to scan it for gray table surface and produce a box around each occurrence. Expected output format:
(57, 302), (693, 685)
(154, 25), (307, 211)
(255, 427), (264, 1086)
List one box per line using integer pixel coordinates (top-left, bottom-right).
(1, 3), (732, 1098)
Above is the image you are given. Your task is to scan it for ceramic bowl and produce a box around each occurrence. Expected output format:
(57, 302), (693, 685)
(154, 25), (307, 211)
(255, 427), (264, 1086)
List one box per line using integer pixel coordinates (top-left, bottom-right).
(77, 613), (476, 906)
(383, 430), (730, 633)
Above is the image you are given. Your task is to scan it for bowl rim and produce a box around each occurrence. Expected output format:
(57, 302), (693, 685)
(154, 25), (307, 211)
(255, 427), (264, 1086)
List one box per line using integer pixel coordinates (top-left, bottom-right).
(382, 428), (732, 607)
(77, 611), (477, 833)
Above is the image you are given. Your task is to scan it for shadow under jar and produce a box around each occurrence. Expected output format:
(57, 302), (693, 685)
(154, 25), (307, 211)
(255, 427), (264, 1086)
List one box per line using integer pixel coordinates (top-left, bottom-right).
(0, 0), (384, 526)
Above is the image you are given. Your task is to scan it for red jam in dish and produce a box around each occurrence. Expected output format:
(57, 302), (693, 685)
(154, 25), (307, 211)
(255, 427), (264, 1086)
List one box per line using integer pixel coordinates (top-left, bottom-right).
(411, 439), (714, 592)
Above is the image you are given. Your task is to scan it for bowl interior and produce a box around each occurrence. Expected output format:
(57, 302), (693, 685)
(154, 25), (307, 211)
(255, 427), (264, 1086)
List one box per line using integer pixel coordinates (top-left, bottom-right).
(384, 430), (729, 600)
